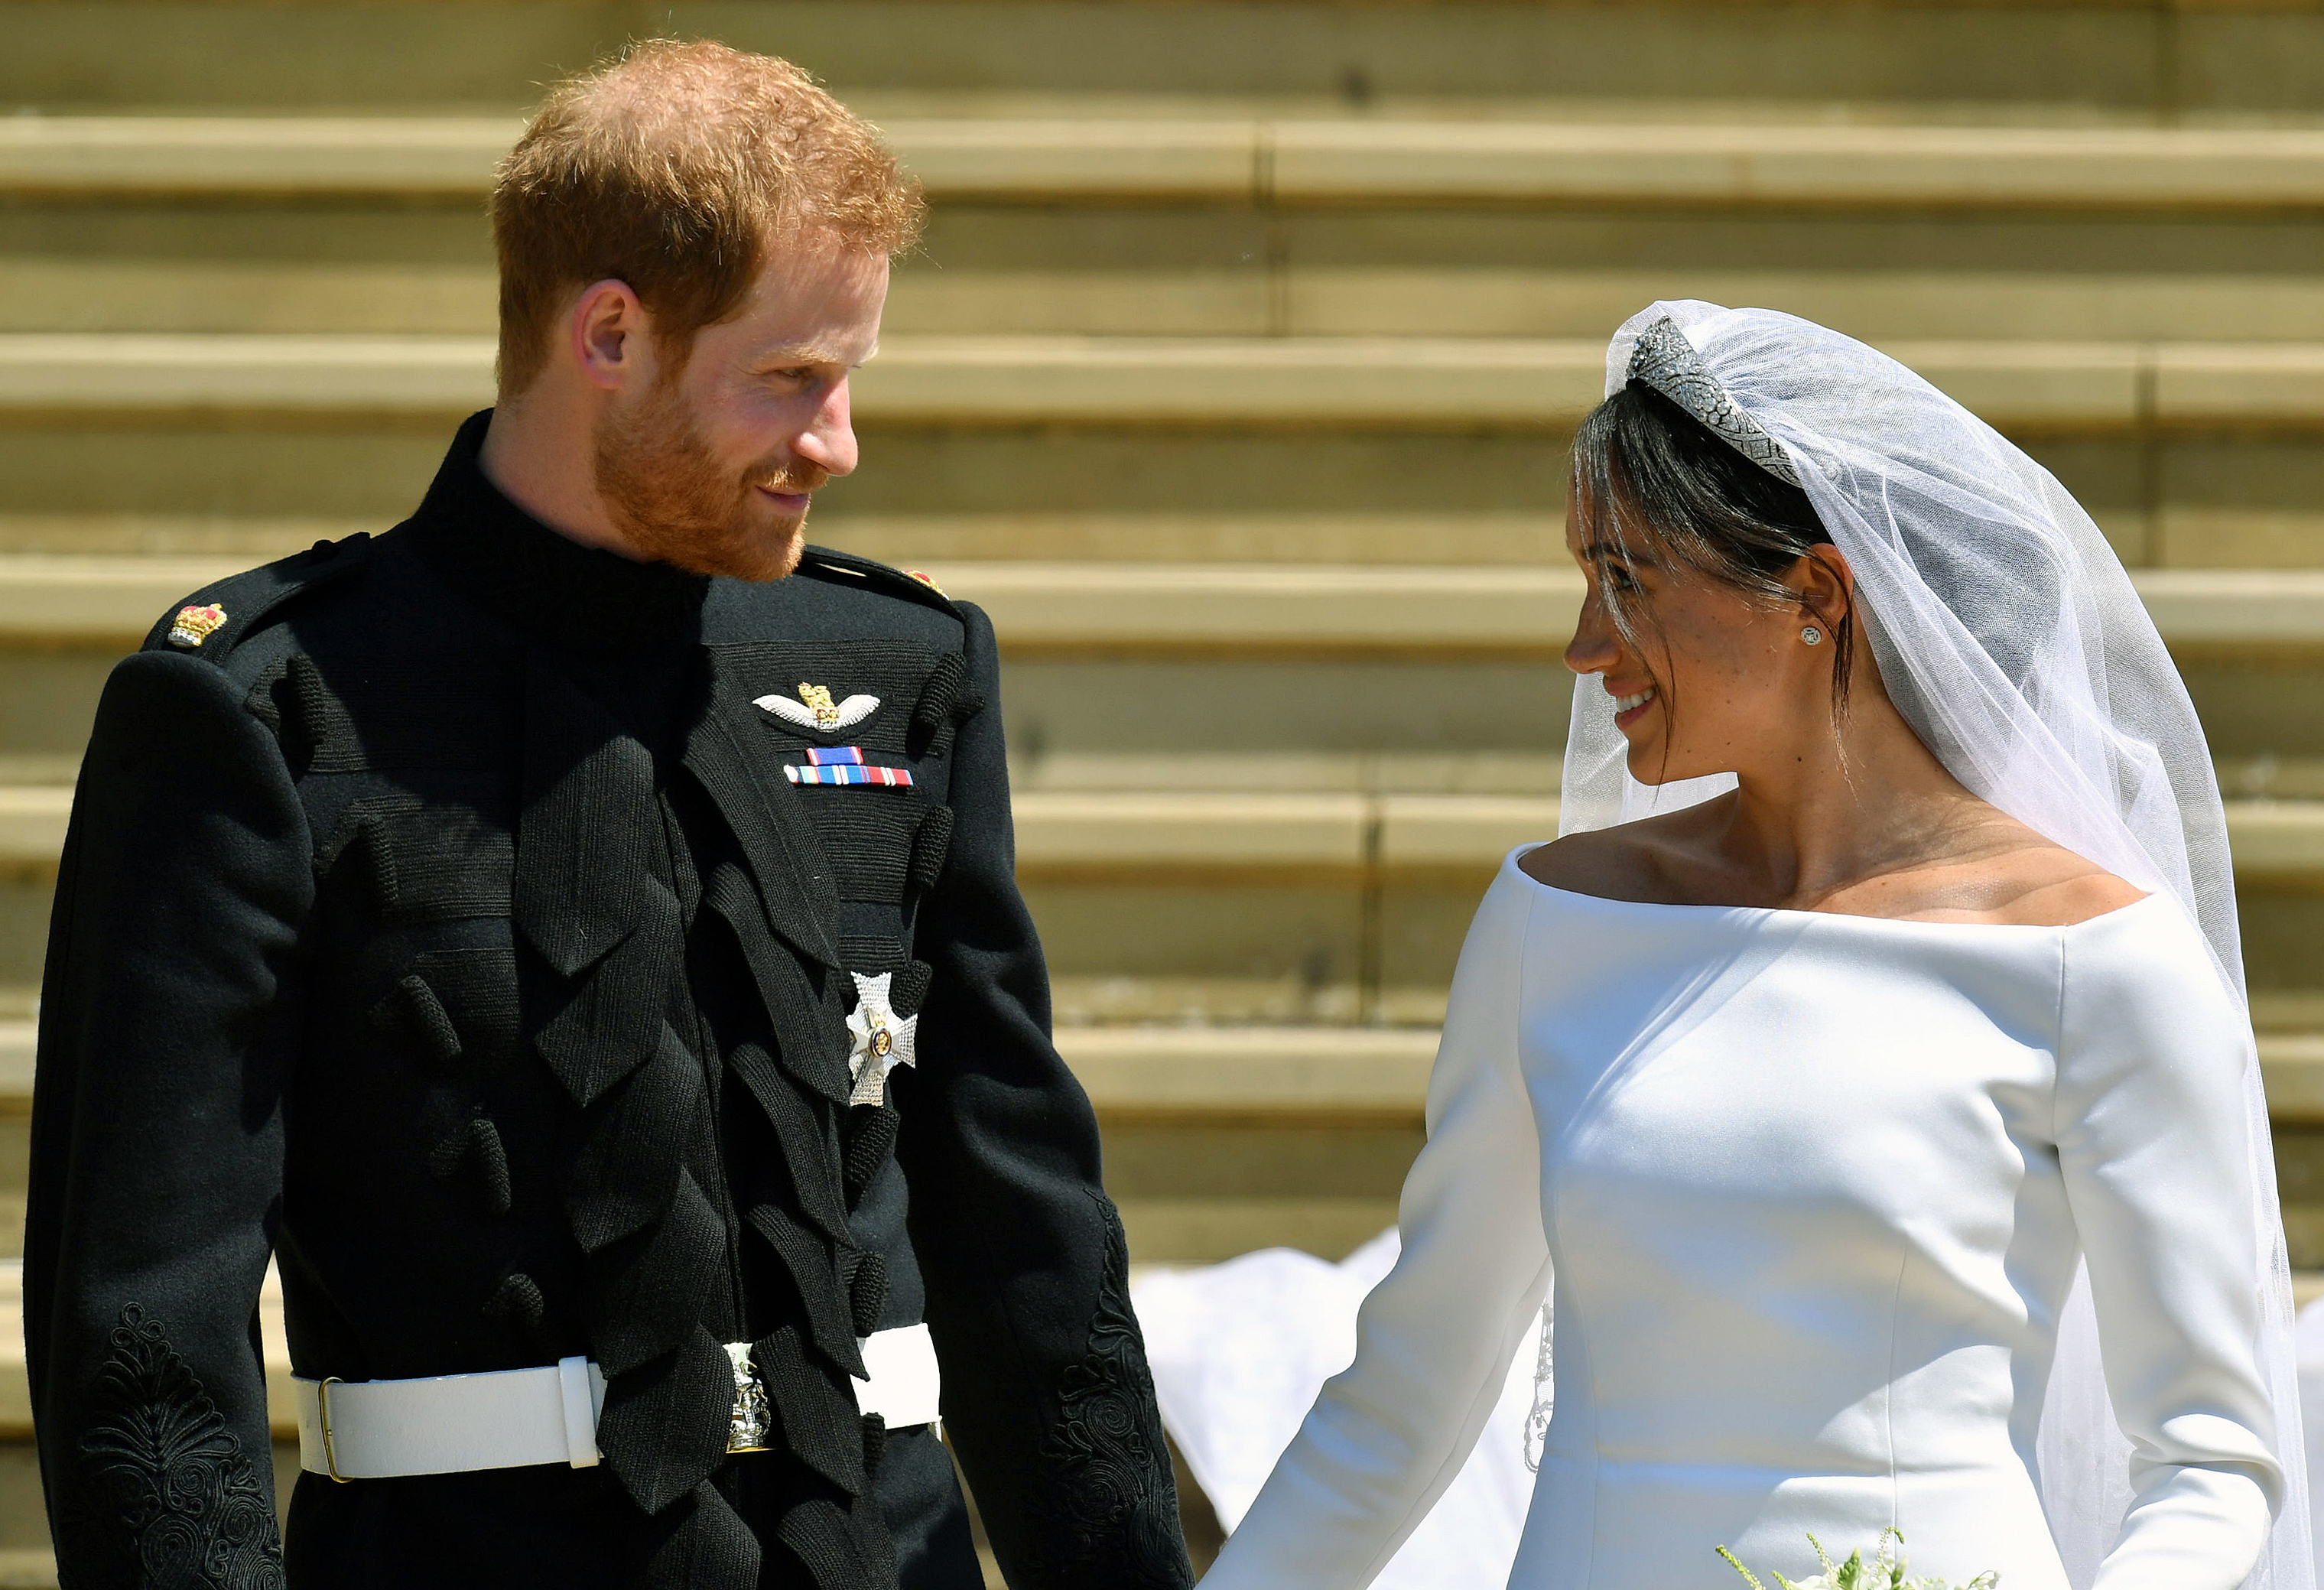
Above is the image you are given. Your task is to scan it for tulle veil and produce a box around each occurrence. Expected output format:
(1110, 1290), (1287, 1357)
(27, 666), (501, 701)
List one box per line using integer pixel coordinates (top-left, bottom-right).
(1554, 301), (2309, 1590)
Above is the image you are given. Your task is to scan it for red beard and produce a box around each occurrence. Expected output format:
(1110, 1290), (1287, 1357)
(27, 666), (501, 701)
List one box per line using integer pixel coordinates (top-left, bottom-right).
(591, 379), (823, 582)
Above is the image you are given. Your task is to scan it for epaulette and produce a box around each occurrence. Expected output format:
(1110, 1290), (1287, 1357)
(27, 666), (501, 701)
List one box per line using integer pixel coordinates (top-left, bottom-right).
(141, 532), (376, 659)
(796, 545), (960, 618)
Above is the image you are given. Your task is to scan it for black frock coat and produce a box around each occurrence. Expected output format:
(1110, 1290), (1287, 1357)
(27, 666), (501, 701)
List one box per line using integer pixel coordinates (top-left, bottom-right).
(24, 413), (1192, 1590)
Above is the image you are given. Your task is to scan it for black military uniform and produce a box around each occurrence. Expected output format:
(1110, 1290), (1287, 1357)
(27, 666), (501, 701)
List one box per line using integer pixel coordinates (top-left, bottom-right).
(27, 411), (1193, 1590)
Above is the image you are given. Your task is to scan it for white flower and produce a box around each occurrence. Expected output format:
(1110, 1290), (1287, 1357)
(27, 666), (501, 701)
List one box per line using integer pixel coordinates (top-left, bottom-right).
(1719, 1531), (1997, 1590)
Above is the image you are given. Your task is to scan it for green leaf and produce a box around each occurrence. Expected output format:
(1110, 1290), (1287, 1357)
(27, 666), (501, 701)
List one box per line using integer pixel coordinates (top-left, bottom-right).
(1718, 1531), (1998, 1590)
(1718, 1546), (1771, 1590)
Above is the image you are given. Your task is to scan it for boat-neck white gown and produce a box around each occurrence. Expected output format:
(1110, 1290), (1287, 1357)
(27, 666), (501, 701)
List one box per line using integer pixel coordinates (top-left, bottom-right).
(1199, 849), (2282, 1590)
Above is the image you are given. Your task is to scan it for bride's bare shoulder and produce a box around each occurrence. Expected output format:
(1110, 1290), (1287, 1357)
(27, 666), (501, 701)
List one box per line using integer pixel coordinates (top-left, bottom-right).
(1948, 841), (2148, 927)
(1522, 800), (2147, 926)
(1828, 812), (2149, 927)
(1517, 808), (1711, 905)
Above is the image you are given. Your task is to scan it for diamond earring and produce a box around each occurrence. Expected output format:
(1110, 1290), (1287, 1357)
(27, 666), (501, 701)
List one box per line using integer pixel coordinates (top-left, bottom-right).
(1800, 626), (1824, 646)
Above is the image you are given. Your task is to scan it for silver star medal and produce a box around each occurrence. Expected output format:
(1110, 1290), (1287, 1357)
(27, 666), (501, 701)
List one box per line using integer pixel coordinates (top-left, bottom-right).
(845, 971), (918, 1107)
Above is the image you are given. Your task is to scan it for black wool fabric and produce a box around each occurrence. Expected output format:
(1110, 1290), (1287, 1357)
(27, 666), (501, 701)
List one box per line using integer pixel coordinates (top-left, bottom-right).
(26, 411), (1193, 1590)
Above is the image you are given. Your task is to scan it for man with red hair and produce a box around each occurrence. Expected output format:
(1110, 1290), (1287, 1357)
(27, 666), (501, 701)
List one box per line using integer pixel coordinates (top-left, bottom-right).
(28, 41), (1191, 1590)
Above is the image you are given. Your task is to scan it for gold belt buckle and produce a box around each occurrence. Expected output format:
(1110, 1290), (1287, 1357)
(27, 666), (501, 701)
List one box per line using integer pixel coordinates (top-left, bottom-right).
(723, 1342), (771, 1454)
(316, 1377), (350, 1483)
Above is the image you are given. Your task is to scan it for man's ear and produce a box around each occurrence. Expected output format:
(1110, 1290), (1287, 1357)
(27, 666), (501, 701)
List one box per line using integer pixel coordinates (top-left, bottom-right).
(569, 279), (649, 392)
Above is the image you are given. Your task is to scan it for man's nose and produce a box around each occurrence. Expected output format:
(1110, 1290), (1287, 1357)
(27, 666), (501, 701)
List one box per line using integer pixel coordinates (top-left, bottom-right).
(794, 378), (859, 480)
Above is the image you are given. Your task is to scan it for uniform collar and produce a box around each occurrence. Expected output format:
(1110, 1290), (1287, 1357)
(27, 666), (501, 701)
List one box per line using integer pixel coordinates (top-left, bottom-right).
(410, 409), (711, 657)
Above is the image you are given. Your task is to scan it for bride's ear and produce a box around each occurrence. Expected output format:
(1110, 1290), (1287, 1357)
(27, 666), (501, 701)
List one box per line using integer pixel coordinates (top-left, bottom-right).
(1789, 545), (1855, 635)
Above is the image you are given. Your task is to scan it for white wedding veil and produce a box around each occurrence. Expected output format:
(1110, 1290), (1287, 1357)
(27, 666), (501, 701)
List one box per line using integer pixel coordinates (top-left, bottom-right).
(1559, 301), (2309, 1590)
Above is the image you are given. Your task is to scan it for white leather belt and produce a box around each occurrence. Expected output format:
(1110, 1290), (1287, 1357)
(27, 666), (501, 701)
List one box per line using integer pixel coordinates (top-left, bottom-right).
(295, 1324), (941, 1481)
(857, 1322), (943, 1429)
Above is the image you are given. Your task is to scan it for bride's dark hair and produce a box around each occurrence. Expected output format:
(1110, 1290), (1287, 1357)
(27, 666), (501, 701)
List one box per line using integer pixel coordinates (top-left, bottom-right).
(1572, 382), (1856, 718)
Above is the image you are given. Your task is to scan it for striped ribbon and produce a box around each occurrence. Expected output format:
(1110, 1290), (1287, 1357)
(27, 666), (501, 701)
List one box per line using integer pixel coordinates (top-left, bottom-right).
(785, 762), (914, 787)
(804, 746), (866, 766)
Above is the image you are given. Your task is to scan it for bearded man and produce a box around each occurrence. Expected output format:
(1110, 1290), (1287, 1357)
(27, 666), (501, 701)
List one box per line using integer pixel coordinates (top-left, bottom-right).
(27, 41), (1191, 1590)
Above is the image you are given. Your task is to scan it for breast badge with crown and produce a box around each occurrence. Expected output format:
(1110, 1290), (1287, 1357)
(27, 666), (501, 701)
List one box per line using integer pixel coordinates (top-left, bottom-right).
(167, 604), (228, 649)
(754, 681), (879, 732)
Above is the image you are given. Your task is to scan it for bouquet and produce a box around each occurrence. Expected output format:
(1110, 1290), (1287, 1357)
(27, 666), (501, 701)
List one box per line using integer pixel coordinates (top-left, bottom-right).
(1718, 1529), (1997, 1590)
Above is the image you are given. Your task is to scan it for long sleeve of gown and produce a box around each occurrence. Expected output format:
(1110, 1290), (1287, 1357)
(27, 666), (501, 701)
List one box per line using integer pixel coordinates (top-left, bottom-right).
(2056, 907), (2286, 1590)
(1201, 868), (1552, 1589)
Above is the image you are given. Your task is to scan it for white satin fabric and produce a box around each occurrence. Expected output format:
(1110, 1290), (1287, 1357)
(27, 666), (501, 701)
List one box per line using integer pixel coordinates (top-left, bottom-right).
(1201, 854), (2283, 1590)
(1133, 1229), (1539, 1586)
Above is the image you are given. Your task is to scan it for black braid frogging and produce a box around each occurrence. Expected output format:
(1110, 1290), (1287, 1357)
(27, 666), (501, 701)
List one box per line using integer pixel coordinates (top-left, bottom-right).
(1032, 1193), (1189, 1590)
(72, 1305), (286, 1590)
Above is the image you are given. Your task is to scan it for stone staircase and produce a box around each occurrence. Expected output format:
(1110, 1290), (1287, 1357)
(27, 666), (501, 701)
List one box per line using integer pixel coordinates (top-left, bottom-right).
(8, 0), (2324, 1577)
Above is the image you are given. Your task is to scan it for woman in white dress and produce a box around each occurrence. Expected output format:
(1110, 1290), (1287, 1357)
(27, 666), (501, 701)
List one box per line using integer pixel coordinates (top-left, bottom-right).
(1196, 303), (2310, 1590)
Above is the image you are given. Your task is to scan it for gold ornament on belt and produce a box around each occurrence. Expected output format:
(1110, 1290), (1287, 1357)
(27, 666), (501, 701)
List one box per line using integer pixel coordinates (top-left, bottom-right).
(723, 1341), (772, 1454)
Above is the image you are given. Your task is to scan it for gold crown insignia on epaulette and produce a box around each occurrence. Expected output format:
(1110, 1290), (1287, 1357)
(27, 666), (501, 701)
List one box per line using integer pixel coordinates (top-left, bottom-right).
(167, 603), (228, 648)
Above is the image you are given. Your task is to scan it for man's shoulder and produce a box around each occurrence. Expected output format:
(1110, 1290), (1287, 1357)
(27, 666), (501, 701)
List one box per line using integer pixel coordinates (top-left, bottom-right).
(794, 546), (960, 615)
(138, 530), (390, 678)
(707, 545), (971, 648)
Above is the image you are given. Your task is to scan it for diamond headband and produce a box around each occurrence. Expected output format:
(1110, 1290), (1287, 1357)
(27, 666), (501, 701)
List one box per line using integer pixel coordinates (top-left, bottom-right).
(1622, 317), (1801, 487)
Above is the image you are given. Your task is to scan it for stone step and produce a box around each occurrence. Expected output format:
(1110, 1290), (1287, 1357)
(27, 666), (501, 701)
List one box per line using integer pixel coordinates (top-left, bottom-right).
(7, 777), (2324, 1027)
(1076, 1023), (2324, 1136)
(9, 2), (2324, 124)
(10, 333), (2324, 434)
(0, 1017), (2322, 1273)
(0, 424), (2307, 573)
(31, 255), (2324, 350)
(2, 497), (2322, 573)
(0, 786), (1554, 874)
(17, 190), (2324, 347)
(0, 512), (1581, 567)
(11, 557), (2324, 655)
(0, 1015), (2318, 1279)
(0, 1549), (57, 1590)
(6, 858), (2320, 1036)
(2, 779), (2323, 884)
(0, 556), (1590, 651)
(0, 1011), (2313, 1127)
(15, 115), (2324, 210)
